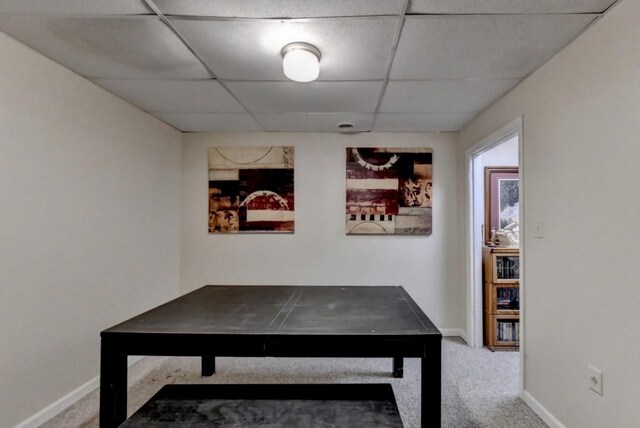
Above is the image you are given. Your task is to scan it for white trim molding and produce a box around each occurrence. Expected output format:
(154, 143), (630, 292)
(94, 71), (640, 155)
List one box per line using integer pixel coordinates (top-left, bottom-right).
(13, 376), (100, 428)
(464, 116), (523, 349)
(440, 328), (469, 344)
(523, 390), (567, 428)
(464, 116), (525, 396)
(13, 356), (145, 428)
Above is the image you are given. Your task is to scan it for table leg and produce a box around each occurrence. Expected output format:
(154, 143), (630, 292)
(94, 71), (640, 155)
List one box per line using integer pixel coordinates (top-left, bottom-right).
(393, 357), (404, 378)
(421, 339), (442, 427)
(99, 340), (127, 428)
(202, 356), (216, 376)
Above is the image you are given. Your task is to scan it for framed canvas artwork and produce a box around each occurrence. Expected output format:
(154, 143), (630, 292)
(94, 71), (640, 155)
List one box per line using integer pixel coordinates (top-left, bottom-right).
(484, 166), (519, 243)
(346, 147), (433, 235)
(208, 146), (294, 233)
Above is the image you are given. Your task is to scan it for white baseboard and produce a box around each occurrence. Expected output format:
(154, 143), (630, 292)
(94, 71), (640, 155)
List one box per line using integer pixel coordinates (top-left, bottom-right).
(13, 356), (145, 428)
(440, 328), (469, 344)
(523, 390), (567, 428)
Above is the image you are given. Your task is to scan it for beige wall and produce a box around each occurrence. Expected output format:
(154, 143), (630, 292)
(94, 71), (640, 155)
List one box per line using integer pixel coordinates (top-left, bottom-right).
(459, 0), (640, 426)
(6, 0), (639, 423)
(0, 33), (182, 427)
(181, 132), (465, 331)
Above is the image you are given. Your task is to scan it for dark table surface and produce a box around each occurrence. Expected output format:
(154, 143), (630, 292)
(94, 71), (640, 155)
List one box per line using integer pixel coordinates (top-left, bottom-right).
(103, 285), (440, 337)
(100, 285), (442, 427)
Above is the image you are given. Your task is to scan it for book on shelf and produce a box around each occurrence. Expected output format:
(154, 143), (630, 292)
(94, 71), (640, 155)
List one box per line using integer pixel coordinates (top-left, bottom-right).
(497, 320), (520, 342)
(496, 256), (519, 280)
(496, 288), (519, 310)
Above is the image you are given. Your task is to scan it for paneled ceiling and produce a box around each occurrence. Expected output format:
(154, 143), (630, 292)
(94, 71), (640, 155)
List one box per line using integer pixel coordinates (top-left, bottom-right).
(0, 0), (618, 133)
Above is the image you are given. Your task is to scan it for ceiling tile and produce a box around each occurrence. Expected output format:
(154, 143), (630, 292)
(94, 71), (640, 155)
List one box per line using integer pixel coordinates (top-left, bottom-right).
(373, 112), (477, 132)
(154, 0), (403, 18)
(391, 14), (597, 80)
(408, 0), (617, 14)
(170, 17), (397, 80)
(92, 79), (245, 113)
(380, 79), (519, 113)
(152, 112), (263, 132)
(0, 15), (210, 79)
(255, 113), (374, 132)
(0, 0), (152, 15)
(225, 81), (383, 113)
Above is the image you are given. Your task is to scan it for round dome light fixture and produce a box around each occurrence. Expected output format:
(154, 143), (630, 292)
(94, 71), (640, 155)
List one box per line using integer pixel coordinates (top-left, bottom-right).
(281, 42), (321, 83)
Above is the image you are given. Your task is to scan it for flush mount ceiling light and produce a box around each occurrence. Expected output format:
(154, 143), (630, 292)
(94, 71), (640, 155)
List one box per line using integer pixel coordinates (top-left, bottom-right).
(281, 42), (321, 83)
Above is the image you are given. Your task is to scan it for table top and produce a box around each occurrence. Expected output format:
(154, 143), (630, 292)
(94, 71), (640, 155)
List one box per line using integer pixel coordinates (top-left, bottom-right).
(102, 285), (440, 337)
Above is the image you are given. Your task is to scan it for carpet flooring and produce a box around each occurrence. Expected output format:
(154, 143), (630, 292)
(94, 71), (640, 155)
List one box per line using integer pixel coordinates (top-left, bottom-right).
(42, 337), (547, 428)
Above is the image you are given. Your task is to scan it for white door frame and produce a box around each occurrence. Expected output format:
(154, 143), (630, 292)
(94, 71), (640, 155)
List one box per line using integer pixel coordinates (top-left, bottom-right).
(464, 116), (525, 393)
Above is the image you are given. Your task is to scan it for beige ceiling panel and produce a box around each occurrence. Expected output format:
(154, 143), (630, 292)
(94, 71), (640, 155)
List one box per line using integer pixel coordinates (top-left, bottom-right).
(154, 0), (403, 18)
(170, 17), (397, 80)
(373, 112), (477, 132)
(0, 15), (210, 79)
(92, 79), (245, 113)
(153, 112), (263, 132)
(408, 0), (617, 14)
(391, 14), (597, 79)
(380, 79), (519, 113)
(0, 0), (152, 15)
(225, 81), (383, 113)
(255, 113), (374, 132)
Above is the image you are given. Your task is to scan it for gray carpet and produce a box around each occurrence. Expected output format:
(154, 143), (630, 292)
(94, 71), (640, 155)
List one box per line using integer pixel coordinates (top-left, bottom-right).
(42, 338), (546, 428)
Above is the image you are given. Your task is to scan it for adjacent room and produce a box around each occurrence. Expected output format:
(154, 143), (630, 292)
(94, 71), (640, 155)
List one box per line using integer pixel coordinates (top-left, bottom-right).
(1, 1), (638, 427)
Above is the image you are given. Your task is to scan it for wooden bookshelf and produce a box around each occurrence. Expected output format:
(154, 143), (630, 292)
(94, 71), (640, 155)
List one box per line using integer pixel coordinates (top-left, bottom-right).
(483, 246), (519, 351)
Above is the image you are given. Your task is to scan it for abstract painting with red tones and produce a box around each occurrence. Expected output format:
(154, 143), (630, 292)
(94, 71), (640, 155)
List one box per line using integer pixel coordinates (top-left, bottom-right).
(346, 147), (432, 235)
(208, 146), (294, 233)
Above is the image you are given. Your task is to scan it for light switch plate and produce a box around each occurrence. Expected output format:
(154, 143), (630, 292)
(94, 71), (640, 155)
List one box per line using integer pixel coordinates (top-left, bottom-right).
(534, 221), (544, 238)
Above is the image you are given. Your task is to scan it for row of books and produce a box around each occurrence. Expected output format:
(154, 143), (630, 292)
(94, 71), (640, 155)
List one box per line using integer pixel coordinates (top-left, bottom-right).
(496, 256), (520, 280)
(497, 320), (519, 342)
(496, 288), (519, 310)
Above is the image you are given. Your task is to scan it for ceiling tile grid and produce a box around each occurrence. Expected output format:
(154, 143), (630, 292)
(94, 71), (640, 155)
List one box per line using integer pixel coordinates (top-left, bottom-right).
(91, 79), (245, 113)
(169, 17), (398, 81)
(153, 112), (263, 132)
(374, 112), (478, 132)
(390, 14), (599, 80)
(0, 15), (210, 79)
(153, 0), (404, 18)
(380, 79), (520, 114)
(225, 81), (384, 113)
(408, 0), (616, 15)
(0, 0), (617, 132)
(0, 0), (153, 15)
(256, 113), (374, 133)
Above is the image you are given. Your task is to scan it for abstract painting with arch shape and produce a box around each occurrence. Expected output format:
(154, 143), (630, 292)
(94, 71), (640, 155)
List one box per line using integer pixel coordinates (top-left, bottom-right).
(208, 146), (294, 233)
(346, 147), (433, 235)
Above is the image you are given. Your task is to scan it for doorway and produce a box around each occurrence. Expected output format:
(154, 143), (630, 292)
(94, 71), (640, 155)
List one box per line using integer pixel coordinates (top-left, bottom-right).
(465, 117), (524, 393)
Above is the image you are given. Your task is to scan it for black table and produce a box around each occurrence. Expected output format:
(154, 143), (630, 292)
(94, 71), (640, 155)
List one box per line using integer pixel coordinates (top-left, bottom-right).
(100, 285), (442, 427)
